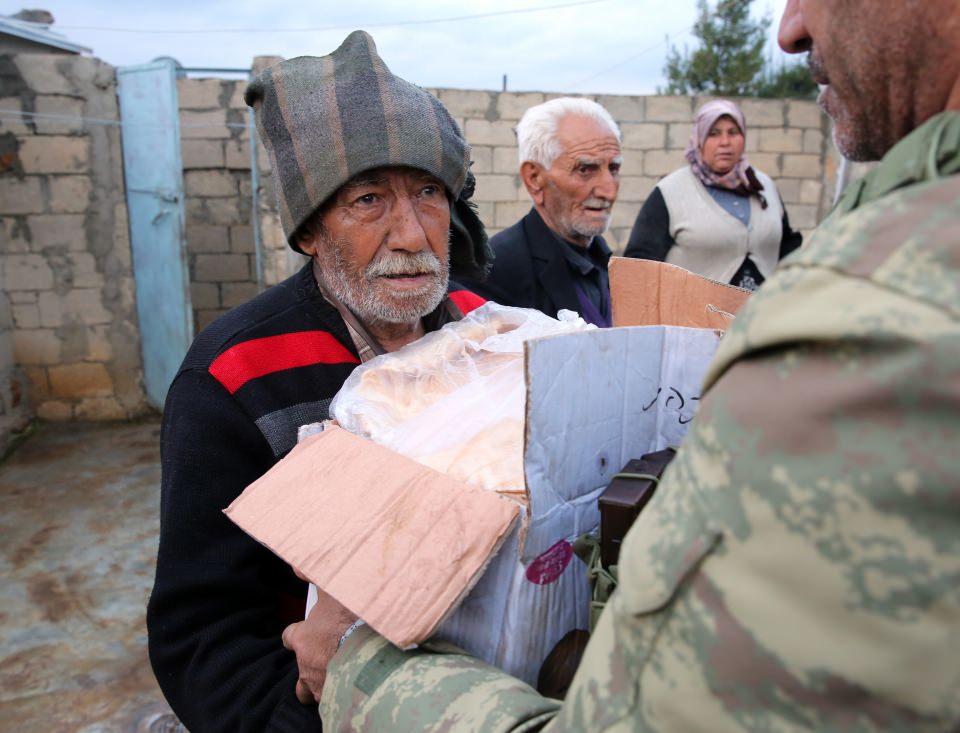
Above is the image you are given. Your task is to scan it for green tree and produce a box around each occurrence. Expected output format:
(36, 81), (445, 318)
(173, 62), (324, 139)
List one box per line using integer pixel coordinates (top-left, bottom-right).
(755, 60), (819, 99)
(661, 0), (770, 97)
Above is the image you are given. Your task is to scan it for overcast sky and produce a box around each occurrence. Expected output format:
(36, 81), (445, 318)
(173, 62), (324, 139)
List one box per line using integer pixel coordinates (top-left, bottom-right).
(7, 0), (794, 95)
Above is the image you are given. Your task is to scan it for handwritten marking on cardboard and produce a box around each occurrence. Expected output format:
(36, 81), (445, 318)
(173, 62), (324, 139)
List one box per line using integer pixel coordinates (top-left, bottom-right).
(525, 539), (574, 585)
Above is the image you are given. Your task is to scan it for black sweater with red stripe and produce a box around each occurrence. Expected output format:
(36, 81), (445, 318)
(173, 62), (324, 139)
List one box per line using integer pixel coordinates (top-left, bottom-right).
(147, 263), (484, 733)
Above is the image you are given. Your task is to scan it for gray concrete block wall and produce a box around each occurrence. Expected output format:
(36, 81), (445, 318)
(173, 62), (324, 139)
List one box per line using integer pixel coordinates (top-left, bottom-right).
(177, 77), (260, 332)
(0, 54), (147, 422)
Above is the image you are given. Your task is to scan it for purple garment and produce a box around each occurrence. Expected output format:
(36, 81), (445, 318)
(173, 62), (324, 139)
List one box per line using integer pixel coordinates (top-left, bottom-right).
(573, 281), (612, 328)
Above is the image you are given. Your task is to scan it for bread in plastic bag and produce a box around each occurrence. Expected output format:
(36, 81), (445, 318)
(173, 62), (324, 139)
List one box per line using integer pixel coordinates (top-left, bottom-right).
(330, 303), (594, 499)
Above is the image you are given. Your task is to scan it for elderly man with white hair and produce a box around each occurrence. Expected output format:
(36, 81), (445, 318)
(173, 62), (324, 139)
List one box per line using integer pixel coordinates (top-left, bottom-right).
(463, 97), (622, 327)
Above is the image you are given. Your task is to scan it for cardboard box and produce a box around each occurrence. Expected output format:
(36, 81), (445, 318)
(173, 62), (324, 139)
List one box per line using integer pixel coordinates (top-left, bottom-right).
(609, 256), (750, 329)
(226, 316), (722, 685)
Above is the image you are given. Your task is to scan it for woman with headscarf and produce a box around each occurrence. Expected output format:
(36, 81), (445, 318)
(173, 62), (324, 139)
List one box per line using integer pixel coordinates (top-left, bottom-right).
(624, 99), (802, 290)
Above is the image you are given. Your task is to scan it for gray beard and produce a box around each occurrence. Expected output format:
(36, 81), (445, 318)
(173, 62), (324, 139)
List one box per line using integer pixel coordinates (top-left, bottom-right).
(315, 236), (449, 325)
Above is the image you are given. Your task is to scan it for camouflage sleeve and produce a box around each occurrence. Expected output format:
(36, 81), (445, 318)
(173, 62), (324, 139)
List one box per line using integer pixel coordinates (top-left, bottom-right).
(320, 624), (560, 732)
(551, 264), (959, 732)
(322, 262), (960, 732)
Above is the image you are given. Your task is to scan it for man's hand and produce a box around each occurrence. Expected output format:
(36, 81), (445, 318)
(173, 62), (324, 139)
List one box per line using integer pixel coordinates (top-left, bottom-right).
(282, 582), (357, 705)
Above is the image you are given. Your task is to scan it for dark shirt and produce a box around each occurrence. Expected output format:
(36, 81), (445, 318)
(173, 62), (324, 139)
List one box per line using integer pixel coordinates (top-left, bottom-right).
(556, 232), (612, 323)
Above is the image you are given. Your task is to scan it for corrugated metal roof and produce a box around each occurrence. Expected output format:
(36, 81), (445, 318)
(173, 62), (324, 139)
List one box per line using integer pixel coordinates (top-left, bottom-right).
(0, 15), (92, 54)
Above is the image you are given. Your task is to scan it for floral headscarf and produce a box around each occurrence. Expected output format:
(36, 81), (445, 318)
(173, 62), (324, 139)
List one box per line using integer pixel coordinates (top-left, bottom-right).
(685, 100), (767, 208)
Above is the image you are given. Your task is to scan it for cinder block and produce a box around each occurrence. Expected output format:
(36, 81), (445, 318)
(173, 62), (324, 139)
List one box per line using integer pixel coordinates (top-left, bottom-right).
(473, 201), (494, 228)
(204, 198), (242, 225)
(27, 214), (87, 251)
(185, 170), (238, 198)
(465, 119), (516, 147)
(180, 110), (231, 139)
(740, 99), (785, 127)
(225, 139), (251, 169)
(747, 153), (781, 177)
(36, 400), (73, 420)
(194, 253), (250, 282)
(782, 154), (822, 178)
(177, 79), (225, 110)
(595, 95), (645, 123)
(49, 362), (113, 398)
(185, 224), (230, 253)
(62, 289), (112, 325)
(19, 136), (90, 174)
(13, 328), (60, 365)
(494, 201), (530, 228)
(438, 89), (495, 118)
(83, 325), (113, 362)
(643, 150), (685, 177)
(470, 145), (493, 174)
(9, 291), (37, 303)
(789, 203), (820, 229)
(75, 396), (125, 420)
(472, 174), (520, 203)
(0, 96), (30, 135)
(65, 252), (102, 288)
(182, 139), (225, 169)
(620, 123), (665, 151)
(221, 282), (258, 308)
(610, 203), (639, 229)
(0, 177), (45, 214)
(33, 95), (85, 134)
(2, 254), (54, 290)
(759, 128), (804, 153)
(190, 281), (220, 310)
(196, 308), (228, 331)
(803, 128), (824, 154)
(496, 92), (545, 121)
(230, 225), (254, 253)
(228, 82), (247, 109)
(12, 302), (40, 329)
(800, 179), (823, 205)
(617, 176), (657, 202)
(48, 176), (93, 213)
(493, 146), (518, 174)
(788, 100), (824, 129)
(644, 96), (693, 123)
(775, 178), (801, 204)
(667, 123), (690, 150)
(36, 291), (63, 327)
(24, 366), (49, 396)
(14, 55), (75, 94)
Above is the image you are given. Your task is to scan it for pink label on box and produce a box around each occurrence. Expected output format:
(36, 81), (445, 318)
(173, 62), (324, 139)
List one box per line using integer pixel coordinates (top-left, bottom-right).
(525, 539), (573, 585)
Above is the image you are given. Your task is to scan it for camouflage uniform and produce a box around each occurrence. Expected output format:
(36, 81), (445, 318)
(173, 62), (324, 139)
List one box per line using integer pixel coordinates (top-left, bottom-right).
(320, 111), (960, 732)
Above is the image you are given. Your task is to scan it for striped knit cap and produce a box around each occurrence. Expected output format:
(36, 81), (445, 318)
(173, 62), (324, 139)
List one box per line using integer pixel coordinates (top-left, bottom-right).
(246, 31), (490, 277)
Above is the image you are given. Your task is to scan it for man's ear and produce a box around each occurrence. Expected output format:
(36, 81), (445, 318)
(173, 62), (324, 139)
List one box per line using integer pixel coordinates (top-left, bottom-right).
(520, 161), (546, 206)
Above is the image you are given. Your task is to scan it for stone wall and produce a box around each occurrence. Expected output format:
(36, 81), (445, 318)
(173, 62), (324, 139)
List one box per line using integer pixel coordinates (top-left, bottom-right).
(0, 290), (30, 451)
(0, 53), (146, 422)
(177, 77), (264, 332)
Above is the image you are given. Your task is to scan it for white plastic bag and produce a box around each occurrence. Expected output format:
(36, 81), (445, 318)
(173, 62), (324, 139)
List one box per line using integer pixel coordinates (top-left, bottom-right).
(330, 303), (594, 496)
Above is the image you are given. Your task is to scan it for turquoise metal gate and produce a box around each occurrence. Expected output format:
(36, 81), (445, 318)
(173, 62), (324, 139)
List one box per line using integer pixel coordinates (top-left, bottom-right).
(117, 59), (192, 410)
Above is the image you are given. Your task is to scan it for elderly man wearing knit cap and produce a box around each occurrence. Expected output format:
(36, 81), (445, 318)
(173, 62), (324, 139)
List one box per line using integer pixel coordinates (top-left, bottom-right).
(146, 31), (489, 733)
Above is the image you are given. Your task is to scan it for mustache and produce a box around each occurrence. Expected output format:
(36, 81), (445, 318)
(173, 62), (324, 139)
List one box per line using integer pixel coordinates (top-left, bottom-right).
(807, 51), (829, 85)
(583, 197), (612, 210)
(365, 250), (442, 279)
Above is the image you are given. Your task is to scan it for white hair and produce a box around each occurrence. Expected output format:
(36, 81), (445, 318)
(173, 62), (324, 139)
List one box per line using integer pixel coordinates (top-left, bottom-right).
(516, 97), (621, 168)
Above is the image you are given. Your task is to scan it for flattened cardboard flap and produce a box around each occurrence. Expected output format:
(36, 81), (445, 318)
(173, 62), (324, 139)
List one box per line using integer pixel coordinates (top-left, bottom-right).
(610, 257), (750, 329)
(224, 426), (519, 649)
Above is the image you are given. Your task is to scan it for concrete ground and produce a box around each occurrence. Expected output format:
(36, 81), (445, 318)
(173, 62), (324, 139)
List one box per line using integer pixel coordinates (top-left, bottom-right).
(0, 418), (181, 732)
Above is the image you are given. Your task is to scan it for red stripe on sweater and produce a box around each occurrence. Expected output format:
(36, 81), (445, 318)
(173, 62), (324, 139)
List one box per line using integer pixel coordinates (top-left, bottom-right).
(209, 331), (359, 394)
(449, 289), (486, 315)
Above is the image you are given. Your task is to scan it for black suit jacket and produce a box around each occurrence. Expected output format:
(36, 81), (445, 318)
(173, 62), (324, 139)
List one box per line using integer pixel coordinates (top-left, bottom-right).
(463, 207), (606, 319)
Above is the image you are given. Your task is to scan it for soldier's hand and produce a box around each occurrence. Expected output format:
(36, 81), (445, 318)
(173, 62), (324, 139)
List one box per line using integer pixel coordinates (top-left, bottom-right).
(281, 585), (357, 705)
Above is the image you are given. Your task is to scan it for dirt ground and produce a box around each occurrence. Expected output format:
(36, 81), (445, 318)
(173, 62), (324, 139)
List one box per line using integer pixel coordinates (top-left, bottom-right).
(0, 418), (181, 732)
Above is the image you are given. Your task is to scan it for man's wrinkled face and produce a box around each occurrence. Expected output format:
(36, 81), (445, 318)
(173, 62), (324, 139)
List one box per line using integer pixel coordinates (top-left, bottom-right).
(538, 115), (621, 245)
(778, 0), (957, 161)
(301, 167), (451, 325)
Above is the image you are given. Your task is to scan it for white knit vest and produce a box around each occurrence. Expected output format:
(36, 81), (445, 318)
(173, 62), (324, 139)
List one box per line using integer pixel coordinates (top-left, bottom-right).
(658, 166), (784, 283)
